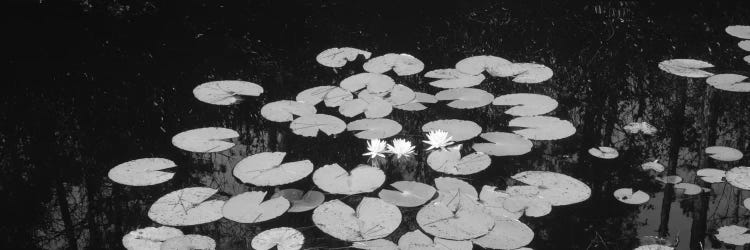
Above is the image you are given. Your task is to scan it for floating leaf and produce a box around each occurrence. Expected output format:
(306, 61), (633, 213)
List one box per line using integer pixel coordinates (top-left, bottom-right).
(222, 191), (289, 223)
(727, 166), (750, 190)
(416, 201), (494, 240)
(509, 116), (576, 140)
(641, 160), (665, 173)
(160, 234), (215, 250)
(296, 86), (354, 107)
(271, 189), (325, 212)
(122, 226), (183, 250)
(108, 158), (176, 186)
(705, 146), (744, 161)
(493, 93), (558, 116)
(472, 218), (534, 250)
(233, 152), (313, 186)
(588, 146), (619, 159)
(352, 239), (398, 250)
(313, 198), (402, 241)
(290, 114), (346, 137)
(364, 53), (425, 76)
(313, 164), (385, 195)
(726, 25), (750, 39)
(488, 63), (554, 83)
(656, 175), (683, 184)
(378, 181), (436, 207)
(716, 225), (750, 245)
(697, 168), (725, 183)
(624, 122), (658, 135)
(421, 119), (481, 141)
(745, 55), (750, 64)
(339, 91), (393, 118)
(634, 245), (674, 250)
(613, 188), (649, 205)
(502, 186), (552, 217)
(425, 68), (486, 89)
(261, 100), (317, 122)
(347, 118), (403, 139)
(340, 73), (396, 93)
(397, 230), (472, 250)
(435, 88), (494, 109)
(385, 84), (417, 105)
(739, 40), (750, 51)
(706, 74), (750, 92)
(426, 146), (491, 175)
(251, 227), (304, 250)
(472, 132), (533, 157)
(316, 47), (371, 68)
(674, 183), (702, 195)
(193, 80), (263, 105)
(148, 187), (224, 226)
(433, 177), (479, 207)
(658, 59), (714, 78)
(455, 55), (511, 75)
(394, 92), (437, 111)
(171, 127), (238, 153)
(478, 186), (523, 220)
(512, 171), (591, 206)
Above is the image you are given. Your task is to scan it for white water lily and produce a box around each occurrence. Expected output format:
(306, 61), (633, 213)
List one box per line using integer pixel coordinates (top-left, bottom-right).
(423, 130), (454, 150)
(387, 139), (415, 158)
(363, 139), (387, 158)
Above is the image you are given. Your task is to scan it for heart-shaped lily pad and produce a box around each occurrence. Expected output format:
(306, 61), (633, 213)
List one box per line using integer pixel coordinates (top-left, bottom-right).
(193, 80), (263, 105)
(148, 187), (224, 226)
(222, 191), (290, 223)
(316, 47), (371, 68)
(233, 152), (313, 186)
(261, 100), (317, 122)
(313, 198), (402, 241)
(313, 164), (385, 195)
(108, 158), (176, 186)
(290, 114), (346, 137)
(251, 227), (304, 250)
(378, 181), (437, 207)
(172, 127), (239, 153)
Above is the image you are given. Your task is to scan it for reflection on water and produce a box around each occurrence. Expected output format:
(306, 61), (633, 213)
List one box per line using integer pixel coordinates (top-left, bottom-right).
(3, 0), (750, 249)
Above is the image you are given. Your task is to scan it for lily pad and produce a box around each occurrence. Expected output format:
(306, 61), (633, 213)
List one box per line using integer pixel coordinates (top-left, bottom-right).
(425, 68), (486, 89)
(260, 100), (317, 122)
(613, 188), (649, 205)
(706, 74), (750, 92)
(478, 186), (523, 220)
(296, 86), (354, 107)
(716, 225), (750, 245)
(705, 146), (744, 161)
(433, 177), (479, 207)
(493, 93), (558, 116)
(509, 116), (576, 140)
(488, 63), (554, 83)
(416, 201), (494, 240)
(512, 171), (591, 206)
(122, 226), (183, 250)
(108, 158), (176, 186)
(271, 189), (325, 212)
(313, 164), (385, 195)
(641, 160), (665, 173)
(222, 191), (289, 223)
(193, 80), (263, 105)
(385, 84), (417, 105)
(171, 127), (239, 153)
(339, 92), (393, 118)
(397, 230), (472, 250)
(347, 118), (403, 139)
(160, 234), (215, 250)
(148, 187), (224, 226)
(739, 40), (750, 51)
(351, 239), (398, 250)
(378, 181), (436, 207)
(290, 114), (346, 137)
(656, 176), (683, 184)
(726, 166), (750, 190)
(233, 152), (313, 186)
(726, 25), (750, 39)
(502, 186), (552, 217)
(697, 168), (726, 183)
(364, 53), (425, 76)
(435, 88), (494, 109)
(471, 218), (534, 250)
(251, 227), (304, 250)
(455, 55), (511, 75)
(674, 183), (702, 195)
(340, 73), (396, 93)
(634, 245), (675, 250)
(426, 146), (491, 175)
(658, 59), (714, 78)
(472, 132), (533, 157)
(313, 198), (402, 241)
(394, 92), (437, 111)
(588, 146), (619, 159)
(421, 119), (481, 142)
(316, 47), (372, 68)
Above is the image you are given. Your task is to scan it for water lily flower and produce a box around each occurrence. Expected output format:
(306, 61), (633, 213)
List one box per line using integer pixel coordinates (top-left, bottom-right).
(423, 130), (454, 150)
(363, 139), (387, 158)
(387, 138), (415, 158)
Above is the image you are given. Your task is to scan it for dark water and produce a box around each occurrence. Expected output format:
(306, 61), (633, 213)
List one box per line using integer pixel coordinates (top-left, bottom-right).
(4, 0), (750, 249)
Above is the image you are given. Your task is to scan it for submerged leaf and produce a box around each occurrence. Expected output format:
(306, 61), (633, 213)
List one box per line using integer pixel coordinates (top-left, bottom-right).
(108, 158), (176, 186)
(313, 198), (402, 241)
(251, 227), (304, 250)
(397, 230), (472, 250)
(193, 80), (263, 105)
(171, 127), (238, 153)
(271, 189), (325, 212)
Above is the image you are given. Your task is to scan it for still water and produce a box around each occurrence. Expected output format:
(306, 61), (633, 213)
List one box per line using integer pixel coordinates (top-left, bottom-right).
(4, 1), (750, 249)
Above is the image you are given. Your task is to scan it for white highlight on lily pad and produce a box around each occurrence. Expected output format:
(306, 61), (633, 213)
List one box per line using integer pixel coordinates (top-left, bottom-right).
(425, 68), (486, 89)
(726, 25), (750, 39)
(674, 183), (702, 195)
(378, 181), (436, 207)
(705, 146), (744, 161)
(394, 92), (438, 111)
(290, 114), (346, 137)
(472, 132), (533, 157)
(363, 53), (425, 76)
(512, 171), (591, 206)
(193, 80), (263, 105)
(108, 158), (176, 186)
(588, 146), (619, 159)
(426, 145), (491, 175)
(509, 116), (576, 140)
(716, 225), (750, 245)
(455, 55), (511, 75)
(706, 74), (750, 92)
(148, 187), (224, 226)
(697, 168), (726, 183)
(657, 59), (714, 78)
(613, 188), (649, 205)
(656, 176), (683, 184)
(160, 234), (215, 250)
(271, 189), (325, 213)
(316, 47), (372, 68)
(347, 118), (403, 139)
(296, 86), (353, 107)
(340, 73), (396, 93)
(422, 119), (482, 142)
(641, 160), (665, 173)
(171, 127), (239, 153)
(313, 198), (402, 242)
(488, 63), (554, 83)
(471, 217), (535, 250)
(251, 227), (304, 250)
(726, 166), (750, 190)
(397, 230), (472, 250)
(313, 164), (385, 195)
(624, 122), (658, 135)
(122, 226), (183, 250)
(493, 93), (558, 116)
(233, 152), (313, 186)
(261, 100), (317, 122)
(222, 191), (289, 223)
(435, 88), (494, 109)
(351, 239), (398, 250)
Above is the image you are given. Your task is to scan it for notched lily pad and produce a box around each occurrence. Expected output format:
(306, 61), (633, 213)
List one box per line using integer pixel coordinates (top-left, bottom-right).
(313, 198), (402, 241)
(512, 171), (591, 206)
(313, 163), (385, 194)
(488, 63), (554, 83)
(378, 181), (436, 207)
(509, 116), (576, 140)
(271, 189), (325, 212)
(109, 158), (176, 186)
(193, 80), (263, 105)
(290, 114), (346, 137)
(122, 226), (183, 250)
(251, 227), (304, 250)
(588, 146), (619, 159)
(340, 73), (396, 93)
(472, 132), (533, 156)
(421, 119), (481, 141)
(727, 166), (750, 190)
(697, 168), (726, 183)
(716, 225), (750, 245)
(222, 191), (289, 223)
(347, 118), (403, 139)
(613, 188), (649, 205)
(674, 183), (702, 195)
(471, 218), (534, 250)
(455, 55), (511, 75)
(658, 59), (714, 78)
(493, 93), (558, 116)
(172, 127), (239, 153)
(148, 187), (224, 226)
(726, 25), (750, 39)
(425, 68), (486, 89)
(435, 88), (494, 109)
(160, 234), (215, 250)
(261, 100), (317, 122)
(706, 74), (750, 92)
(316, 47), (372, 68)
(233, 152), (313, 186)
(426, 146), (491, 175)
(352, 239), (398, 250)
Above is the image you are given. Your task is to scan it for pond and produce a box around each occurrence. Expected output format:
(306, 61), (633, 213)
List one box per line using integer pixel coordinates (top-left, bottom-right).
(4, 1), (750, 249)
